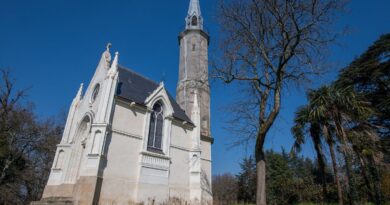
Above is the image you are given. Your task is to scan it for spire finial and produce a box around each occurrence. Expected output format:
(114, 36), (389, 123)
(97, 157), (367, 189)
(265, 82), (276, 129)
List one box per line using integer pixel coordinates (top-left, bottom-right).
(188, 0), (201, 16)
(106, 43), (112, 52)
(102, 43), (112, 68)
(186, 0), (203, 30)
(107, 51), (119, 78)
(76, 83), (84, 100)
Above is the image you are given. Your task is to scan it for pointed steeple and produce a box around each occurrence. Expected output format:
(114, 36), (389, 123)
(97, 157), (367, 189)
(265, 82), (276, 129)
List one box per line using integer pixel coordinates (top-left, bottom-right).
(186, 0), (203, 30)
(75, 83), (84, 101)
(70, 83), (84, 106)
(107, 52), (119, 78)
(188, 0), (201, 16)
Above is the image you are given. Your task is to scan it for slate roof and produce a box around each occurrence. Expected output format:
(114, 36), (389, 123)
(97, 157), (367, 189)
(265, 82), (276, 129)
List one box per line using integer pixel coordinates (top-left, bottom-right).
(116, 65), (192, 123)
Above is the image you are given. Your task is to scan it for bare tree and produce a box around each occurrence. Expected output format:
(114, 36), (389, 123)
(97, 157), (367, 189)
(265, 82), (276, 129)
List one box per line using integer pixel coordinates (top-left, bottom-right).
(213, 0), (346, 204)
(0, 69), (30, 187)
(0, 69), (62, 204)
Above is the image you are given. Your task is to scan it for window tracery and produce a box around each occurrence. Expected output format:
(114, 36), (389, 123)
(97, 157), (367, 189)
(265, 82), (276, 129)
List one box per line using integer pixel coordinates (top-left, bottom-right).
(147, 102), (164, 153)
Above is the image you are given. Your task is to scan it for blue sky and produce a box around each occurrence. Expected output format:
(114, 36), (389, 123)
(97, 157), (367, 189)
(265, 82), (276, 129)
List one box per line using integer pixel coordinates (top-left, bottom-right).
(0, 0), (389, 175)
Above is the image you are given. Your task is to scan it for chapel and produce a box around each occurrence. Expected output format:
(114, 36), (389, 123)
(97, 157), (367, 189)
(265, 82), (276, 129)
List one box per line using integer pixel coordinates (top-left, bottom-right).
(33, 0), (213, 204)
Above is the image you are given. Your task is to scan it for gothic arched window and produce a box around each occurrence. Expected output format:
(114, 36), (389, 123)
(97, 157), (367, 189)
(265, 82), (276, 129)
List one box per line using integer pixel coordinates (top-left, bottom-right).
(91, 84), (100, 103)
(147, 102), (164, 153)
(191, 16), (198, 26)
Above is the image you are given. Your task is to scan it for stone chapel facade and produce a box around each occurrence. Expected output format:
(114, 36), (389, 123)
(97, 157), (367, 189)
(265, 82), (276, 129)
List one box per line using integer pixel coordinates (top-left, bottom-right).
(34, 0), (213, 204)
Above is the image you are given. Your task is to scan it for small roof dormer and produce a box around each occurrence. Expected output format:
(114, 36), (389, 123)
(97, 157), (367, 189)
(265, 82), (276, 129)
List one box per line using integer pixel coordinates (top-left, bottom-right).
(185, 0), (203, 30)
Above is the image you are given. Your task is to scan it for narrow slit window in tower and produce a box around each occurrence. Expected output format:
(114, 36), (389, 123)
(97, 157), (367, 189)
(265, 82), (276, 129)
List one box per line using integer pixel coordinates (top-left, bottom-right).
(191, 16), (198, 26)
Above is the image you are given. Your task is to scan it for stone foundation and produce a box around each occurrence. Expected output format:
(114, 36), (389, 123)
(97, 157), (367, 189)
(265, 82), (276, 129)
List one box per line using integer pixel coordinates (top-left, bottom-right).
(37, 176), (102, 205)
(31, 197), (74, 205)
(72, 176), (102, 205)
(42, 184), (75, 199)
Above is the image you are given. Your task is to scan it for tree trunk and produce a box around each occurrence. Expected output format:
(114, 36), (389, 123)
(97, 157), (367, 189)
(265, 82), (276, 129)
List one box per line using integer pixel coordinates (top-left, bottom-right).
(367, 157), (382, 205)
(342, 151), (356, 205)
(255, 131), (267, 205)
(256, 149), (266, 205)
(328, 139), (343, 205)
(311, 124), (328, 200)
(357, 153), (375, 202)
(334, 112), (357, 205)
(254, 78), (281, 205)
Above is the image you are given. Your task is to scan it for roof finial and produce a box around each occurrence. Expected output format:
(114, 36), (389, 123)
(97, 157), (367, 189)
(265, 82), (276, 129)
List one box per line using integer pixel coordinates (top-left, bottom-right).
(106, 42), (112, 52)
(76, 83), (84, 100)
(103, 43), (112, 68)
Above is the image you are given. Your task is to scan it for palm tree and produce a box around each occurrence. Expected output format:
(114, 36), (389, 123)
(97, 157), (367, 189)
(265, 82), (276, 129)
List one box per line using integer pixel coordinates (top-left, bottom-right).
(292, 85), (373, 204)
(322, 123), (344, 205)
(348, 122), (383, 204)
(292, 103), (346, 204)
(335, 34), (389, 205)
(308, 85), (373, 205)
(292, 105), (328, 202)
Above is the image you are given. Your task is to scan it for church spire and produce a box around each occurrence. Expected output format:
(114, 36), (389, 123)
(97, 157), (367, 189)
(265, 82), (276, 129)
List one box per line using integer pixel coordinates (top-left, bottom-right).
(186, 0), (203, 30)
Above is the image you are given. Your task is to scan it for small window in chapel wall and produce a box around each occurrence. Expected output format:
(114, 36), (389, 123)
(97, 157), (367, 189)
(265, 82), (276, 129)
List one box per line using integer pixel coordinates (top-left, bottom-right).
(147, 102), (164, 154)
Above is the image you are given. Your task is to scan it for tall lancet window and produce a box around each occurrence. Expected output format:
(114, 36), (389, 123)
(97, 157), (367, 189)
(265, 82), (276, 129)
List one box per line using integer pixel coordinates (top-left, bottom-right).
(147, 102), (164, 153)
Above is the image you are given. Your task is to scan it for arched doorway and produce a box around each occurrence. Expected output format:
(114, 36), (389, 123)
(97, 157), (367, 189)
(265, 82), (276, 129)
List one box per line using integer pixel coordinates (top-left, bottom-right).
(65, 115), (91, 183)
